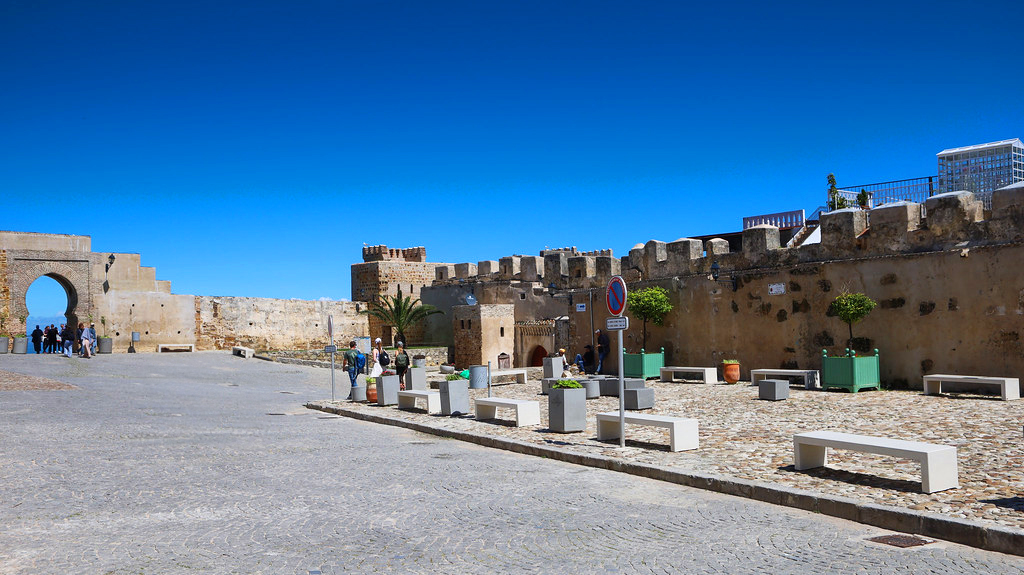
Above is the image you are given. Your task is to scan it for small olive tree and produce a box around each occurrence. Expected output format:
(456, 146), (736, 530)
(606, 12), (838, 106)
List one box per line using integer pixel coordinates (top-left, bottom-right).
(828, 291), (876, 348)
(626, 286), (673, 350)
(827, 173), (848, 211)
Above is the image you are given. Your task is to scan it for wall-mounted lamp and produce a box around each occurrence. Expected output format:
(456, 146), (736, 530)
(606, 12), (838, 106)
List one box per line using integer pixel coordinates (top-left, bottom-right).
(709, 261), (737, 292)
(103, 254), (116, 293)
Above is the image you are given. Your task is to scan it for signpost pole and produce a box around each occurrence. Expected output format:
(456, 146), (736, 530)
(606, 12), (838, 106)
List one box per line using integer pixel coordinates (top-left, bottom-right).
(328, 315), (335, 402)
(617, 328), (625, 448)
(605, 275), (628, 449)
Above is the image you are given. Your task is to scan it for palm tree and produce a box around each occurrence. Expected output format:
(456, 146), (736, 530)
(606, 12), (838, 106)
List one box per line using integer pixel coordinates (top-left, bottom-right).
(364, 287), (444, 346)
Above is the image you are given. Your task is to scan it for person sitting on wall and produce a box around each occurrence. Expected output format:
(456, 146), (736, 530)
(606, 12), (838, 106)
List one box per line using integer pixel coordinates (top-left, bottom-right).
(582, 345), (595, 374)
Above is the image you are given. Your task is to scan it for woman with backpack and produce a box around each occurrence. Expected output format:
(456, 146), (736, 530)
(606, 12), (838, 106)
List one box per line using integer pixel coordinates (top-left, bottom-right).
(370, 337), (385, 378)
(393, 341), (411, 378)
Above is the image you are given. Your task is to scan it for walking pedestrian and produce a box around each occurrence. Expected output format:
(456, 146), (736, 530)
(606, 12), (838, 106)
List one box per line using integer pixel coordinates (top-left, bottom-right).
(369, 337), (384, 378)
(393, 341), (410, 379)
(77, 322), (94, 358)
(31, 325), (43, 354)
(61, 324), (75, 357)
(342, 340), (359, 388)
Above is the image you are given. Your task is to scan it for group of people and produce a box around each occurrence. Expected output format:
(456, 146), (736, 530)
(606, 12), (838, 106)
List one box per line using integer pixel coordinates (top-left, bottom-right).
(29, 322), (97, 358)
(342, 337), (412, 386)
(561, 329), (612, 375)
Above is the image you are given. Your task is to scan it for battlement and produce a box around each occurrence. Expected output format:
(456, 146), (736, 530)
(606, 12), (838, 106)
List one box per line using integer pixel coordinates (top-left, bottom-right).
(361, 245), (427, 262)
(426, 188), (1024, 291)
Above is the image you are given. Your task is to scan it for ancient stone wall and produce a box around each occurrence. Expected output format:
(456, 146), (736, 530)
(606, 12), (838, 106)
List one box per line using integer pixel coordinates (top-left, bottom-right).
(0, 230), (367, 353)
(194, 296), (366, 352)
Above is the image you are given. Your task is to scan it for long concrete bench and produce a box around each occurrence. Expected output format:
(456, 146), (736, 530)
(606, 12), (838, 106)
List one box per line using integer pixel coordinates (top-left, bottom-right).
(489, 368), (528, 384)
(660, 366), (718, 384)
(157, 344), (194, 353)
(793, 430), (959, 493)
(595, 411), (698, 452)
(474, 397), (540, 427)
(231, 346), (254, 359)
(923, 374), (1020, 401)
(397, 390), (441, 414)
(751, 369), (819, 389)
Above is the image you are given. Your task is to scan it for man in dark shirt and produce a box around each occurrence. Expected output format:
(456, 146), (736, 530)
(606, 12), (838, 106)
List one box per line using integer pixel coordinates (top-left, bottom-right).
(31, 325), (44, 354)
(342, 340), (360, 388)
(596, 329), (610, 374)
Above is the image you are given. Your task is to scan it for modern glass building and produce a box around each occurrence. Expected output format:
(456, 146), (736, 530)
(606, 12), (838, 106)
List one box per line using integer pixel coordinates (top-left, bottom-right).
(937, 139), (1024, 201)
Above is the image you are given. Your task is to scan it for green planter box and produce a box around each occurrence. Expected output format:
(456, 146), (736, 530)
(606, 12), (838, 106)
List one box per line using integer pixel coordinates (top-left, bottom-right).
(623, 347), (665, 379)
(822, 349), (880, 392)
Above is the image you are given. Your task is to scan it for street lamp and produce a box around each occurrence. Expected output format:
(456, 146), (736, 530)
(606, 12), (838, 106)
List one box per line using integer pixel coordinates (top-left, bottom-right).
(103, 254), (116, 293)
(709, 261), (737, 292)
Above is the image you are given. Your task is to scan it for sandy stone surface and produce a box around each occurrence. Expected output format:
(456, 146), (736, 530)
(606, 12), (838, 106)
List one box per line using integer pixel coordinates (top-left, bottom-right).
(0, 369), (75, 391)
(318, 373), (1024, 531)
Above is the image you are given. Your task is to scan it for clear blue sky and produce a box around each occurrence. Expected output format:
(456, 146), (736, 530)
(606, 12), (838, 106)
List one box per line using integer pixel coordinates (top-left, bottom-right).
(4, 0), (1022, 316)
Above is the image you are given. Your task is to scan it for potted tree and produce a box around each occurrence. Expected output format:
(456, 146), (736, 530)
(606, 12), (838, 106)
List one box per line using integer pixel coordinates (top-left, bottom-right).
(97, 316), (113, 354)
(11, 315), (28, 354)
(822, 291), (880, 392)
(623, 286), (672, 378)
(548, 379), (586, 433)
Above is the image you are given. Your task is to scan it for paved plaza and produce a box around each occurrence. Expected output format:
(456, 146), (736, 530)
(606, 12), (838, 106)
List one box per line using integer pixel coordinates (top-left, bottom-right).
(1, 353), (1023, 574)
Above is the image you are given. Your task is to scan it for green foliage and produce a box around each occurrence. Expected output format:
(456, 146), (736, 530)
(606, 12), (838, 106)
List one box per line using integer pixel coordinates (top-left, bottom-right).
(365, 377), (377, 385)
(826, 173), (849, 211)
(721, 359), (739, 364)
(363, 287), (444, 346)
(445, 373), (462, 381)
(626, 286), (673, 349)
(857, 189), (869, 207)
(828, 291), (877, 346)
(552, 379), (582, 389)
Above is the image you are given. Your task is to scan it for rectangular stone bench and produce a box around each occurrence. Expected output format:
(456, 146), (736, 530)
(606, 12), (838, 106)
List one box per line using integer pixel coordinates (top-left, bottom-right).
(660, 366), (718, 384)
(489, 368), (528, 384)
(474, 397), (540, 427)
(793, 430), (959, 493)
(231, 346), (254, 359)
(595, 411), (698, 452)
(157, 344), (194, 353)
(397, 390), (441, 414)
(923, 374), (1020, 401)
(751, 368), (819, 390)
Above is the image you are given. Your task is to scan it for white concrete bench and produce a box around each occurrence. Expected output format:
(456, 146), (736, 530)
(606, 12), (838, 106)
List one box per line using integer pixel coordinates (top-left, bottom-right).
(475, 397), (540, 427)
(231, 346), (254, 359)
(397, 390), (441, 414)
(157, 343), (195, 353)
(489, 368), (528, 384)
(923, 374), (1020, 401)
(793, 431), (959, 493)
(660, 366), (718, 384)
(595, 411), (698, 452)
(751, 369), (819, 389)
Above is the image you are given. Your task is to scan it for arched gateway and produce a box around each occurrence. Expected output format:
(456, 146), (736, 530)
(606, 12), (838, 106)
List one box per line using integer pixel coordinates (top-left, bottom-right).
(8, 260), (93, 336)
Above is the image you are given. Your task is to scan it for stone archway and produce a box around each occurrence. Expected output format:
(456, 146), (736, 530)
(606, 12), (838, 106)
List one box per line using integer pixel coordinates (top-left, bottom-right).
(7, 259), (92, 338)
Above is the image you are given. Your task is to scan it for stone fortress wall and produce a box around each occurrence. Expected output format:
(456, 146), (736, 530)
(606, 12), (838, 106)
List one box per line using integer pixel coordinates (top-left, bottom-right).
(0, 231), (367, 353)
(420, 188), (1024, 389)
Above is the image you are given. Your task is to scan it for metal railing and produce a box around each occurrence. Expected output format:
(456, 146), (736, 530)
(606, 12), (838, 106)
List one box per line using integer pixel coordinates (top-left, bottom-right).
(743, 209), (805, 230)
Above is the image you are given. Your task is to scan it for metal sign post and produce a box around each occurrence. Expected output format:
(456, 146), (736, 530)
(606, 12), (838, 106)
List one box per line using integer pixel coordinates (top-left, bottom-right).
(606, 276), (628, 448)
(328, 315), (335, 402)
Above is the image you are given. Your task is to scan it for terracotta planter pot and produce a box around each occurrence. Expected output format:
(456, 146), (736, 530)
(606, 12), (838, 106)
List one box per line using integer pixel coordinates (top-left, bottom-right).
(722, 363), (740, 384)
(366, 384), (378, 403)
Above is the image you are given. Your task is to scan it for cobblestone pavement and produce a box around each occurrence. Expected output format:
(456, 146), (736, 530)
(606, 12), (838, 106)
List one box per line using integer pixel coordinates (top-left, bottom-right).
(2, 354), (1023, 574)
(332, 371), (1024, 531)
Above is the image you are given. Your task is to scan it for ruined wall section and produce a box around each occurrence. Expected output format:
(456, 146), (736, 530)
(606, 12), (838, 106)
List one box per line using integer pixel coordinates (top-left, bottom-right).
(194, 296), (366, 352)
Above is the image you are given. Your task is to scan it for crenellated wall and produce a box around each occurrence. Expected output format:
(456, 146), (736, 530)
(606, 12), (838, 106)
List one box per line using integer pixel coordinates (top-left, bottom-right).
(419, 187), (1024, 387)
